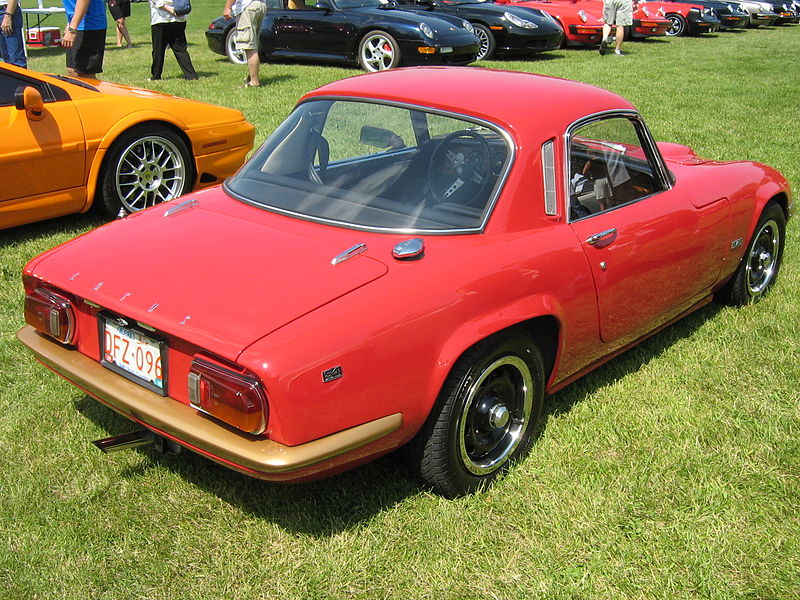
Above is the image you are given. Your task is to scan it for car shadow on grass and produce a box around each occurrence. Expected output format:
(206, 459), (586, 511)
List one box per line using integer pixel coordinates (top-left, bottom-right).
(73, 300), (725, 536)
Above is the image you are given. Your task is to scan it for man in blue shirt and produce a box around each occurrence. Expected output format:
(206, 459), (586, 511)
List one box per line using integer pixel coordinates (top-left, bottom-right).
(62, 0), (107, 76)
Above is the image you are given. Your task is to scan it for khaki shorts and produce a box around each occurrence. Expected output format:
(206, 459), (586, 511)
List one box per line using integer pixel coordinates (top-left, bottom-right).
(603, 0), (633, 26)
(235, 1), (266, 51)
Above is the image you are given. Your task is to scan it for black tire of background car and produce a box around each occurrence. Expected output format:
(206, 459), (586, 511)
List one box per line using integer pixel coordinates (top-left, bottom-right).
(406, 331), (545, 498)
(357, 30), (401, 72)
(718, 201), (786, 306)
(473, 23), (496, 61)
(97, 125), (193, 218)
(666, 14), (688, 36)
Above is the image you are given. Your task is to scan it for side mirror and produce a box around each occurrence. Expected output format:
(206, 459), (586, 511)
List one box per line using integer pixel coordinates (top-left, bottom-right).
(315, 0), (333, 12)
(360, 125), (405, 149)
(14, 86), (46, 121)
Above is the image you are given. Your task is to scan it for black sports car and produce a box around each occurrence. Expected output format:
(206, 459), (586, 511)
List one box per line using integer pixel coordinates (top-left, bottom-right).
(393, 0), (563, 60)
(206, 0), (480, 72)
(670, 0), (750, 28)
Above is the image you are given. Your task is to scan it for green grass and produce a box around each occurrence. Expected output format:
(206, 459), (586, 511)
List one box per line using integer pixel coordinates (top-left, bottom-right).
(2, 3), (799, 598)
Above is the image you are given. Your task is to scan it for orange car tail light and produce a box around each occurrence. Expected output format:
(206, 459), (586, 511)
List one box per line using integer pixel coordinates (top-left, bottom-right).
(24, 277), (76, 344)
(188, 356), (268, 435)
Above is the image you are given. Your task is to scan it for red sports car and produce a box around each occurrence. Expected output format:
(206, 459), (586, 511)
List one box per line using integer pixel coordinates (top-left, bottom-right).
(18, 68), (792, 497)
(547, 0), (671, 38)
(494, 0), (605, 45)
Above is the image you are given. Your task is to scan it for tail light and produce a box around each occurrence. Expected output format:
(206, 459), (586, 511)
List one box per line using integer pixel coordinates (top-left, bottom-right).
(24, 277), (76, 344)
(188, 356), (268, 435)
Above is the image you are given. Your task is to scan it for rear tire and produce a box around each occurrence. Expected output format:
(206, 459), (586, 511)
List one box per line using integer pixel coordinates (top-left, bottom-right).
(225, 27), (247, 64)
(719, 202), (785, 306)
(407, 332), (545, 497)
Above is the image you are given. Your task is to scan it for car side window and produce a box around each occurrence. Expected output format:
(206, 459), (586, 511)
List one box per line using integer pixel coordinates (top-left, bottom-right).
(568, 116), (662, 221)
(0, 72), (28, 107)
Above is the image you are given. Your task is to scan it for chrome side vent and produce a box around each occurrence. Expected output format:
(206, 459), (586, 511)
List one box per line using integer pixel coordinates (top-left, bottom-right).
(542, 140), (557, 216)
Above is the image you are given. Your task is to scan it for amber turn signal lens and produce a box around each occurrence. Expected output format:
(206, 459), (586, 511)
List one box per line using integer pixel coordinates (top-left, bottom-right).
(188, 357), (268, 435)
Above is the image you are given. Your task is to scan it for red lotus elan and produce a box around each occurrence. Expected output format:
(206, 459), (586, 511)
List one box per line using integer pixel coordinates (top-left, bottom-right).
(18, 68), (792, 497)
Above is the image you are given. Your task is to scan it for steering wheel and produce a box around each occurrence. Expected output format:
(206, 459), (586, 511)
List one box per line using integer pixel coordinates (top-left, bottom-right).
(428, 130), (492, 206)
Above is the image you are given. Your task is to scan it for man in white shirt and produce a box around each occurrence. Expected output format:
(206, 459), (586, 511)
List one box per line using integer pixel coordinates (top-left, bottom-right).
(224, 0), (266, 87)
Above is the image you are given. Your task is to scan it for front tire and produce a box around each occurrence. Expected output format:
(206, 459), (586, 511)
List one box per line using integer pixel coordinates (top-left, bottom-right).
(407, 332), (545, 497)
(357, 30), (401, 72)
(98, 125), (192, 218)
(720, 202), (785, 306)
(225, 27), (246, 64)
(666, 14), (687, 36)
(473, 23), (496, 60)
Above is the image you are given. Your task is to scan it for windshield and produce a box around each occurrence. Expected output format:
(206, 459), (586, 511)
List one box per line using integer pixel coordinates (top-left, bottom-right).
(226, 99), (512, 233)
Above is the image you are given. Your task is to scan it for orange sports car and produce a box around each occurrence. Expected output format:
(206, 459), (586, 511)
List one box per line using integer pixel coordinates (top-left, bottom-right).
(1, 63), (255, 229)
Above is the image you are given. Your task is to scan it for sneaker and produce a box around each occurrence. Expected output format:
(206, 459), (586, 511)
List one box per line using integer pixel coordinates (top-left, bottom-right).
(598, 37), (612, 55)
(614, 49), (624, 56)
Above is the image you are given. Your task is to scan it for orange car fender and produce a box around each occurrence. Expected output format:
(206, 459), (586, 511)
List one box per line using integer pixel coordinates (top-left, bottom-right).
(82, 111), (193, 211)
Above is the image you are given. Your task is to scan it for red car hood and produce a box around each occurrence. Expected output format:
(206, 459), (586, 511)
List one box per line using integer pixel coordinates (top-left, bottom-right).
(27, 193), (389, 360)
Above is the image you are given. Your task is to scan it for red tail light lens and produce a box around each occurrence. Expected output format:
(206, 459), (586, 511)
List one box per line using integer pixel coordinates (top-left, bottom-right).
(188, 357), (268, 435)
(24, 281), (76, 344)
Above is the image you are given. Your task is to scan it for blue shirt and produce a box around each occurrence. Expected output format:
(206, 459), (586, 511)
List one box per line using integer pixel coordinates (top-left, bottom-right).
(62, 0), (107, 30)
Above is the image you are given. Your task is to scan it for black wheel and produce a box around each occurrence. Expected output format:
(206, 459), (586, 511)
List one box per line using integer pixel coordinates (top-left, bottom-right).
(666, 14), (687, 36)
(225, 26), (246, 64)
(98, 125), (193, 218)
(357, 30), (401, 72)
(720, 202), (785, 306)
(428, 129), (492, 206)
(473, 23), (496, 60)
(407, 332), (545, 497)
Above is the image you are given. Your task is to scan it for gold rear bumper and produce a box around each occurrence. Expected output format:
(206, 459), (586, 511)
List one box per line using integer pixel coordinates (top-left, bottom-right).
(17, 325), (402, 477)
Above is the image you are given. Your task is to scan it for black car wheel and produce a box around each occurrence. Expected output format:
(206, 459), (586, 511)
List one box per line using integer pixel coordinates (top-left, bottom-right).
(225, 27), (247, 65)
(720, 202), (785, 306)
(407, 332), (544, 497)
(666, 13), (687, 36)
(358, 30), (401, 72)
(473, 23), (496, 60)
(98, 125), (192, 218)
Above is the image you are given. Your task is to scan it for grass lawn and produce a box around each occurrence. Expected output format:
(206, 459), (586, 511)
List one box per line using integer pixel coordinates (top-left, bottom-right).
(1, 2), (799, 598)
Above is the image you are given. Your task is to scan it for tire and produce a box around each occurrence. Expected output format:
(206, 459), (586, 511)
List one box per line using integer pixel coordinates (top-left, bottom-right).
(98, 125), (193, 218)
(473, 23), (496, 60)
(407, 332), (545, 497)
(225, 26), (246, 65)
(357, 30), (401, 72)
(666, 14), (687, 36)
(719, 202), (786, 306)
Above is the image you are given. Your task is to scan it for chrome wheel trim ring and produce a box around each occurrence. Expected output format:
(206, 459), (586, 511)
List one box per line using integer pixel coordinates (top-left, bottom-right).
(457, 355), (533, 475)
(115, 136), (186, 213)
(666, 15), (684, 36)
(745, 218), (780, 297)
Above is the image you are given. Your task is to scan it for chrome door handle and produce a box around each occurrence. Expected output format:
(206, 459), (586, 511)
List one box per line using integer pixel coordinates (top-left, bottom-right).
(586, 228), (617, 246)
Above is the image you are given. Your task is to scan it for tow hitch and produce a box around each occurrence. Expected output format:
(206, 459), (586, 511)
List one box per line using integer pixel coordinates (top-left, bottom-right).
(92, 430), (181, 455)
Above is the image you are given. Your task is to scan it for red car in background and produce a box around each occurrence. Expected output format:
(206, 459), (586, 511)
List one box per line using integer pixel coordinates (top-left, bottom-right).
(494, 0), (604, 46)
(548, 0), (671, 38)
(652, 0), (721, 35)
(18, 68), (792, 497)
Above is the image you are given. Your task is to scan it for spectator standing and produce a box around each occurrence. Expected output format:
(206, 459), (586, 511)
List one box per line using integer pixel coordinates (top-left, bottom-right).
(107, 0), (133, 47)
(148, 0), (197, 80)
(1, 0), (28, 68)
(61, 0), (108, 77)
(599, 0), (632, 56)
(223, 0), (266, 87)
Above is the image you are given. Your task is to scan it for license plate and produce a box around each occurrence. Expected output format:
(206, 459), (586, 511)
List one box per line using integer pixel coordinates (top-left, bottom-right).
(101, 317), (167, 395)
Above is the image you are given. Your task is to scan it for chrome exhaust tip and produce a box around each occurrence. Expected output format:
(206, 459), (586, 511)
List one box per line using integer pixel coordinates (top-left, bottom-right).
(93, 430), (154, 453)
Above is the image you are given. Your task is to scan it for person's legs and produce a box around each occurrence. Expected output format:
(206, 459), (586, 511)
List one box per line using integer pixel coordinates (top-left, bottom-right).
(169, 21), (197, 79)
(150, 23), (167, 79)
(66, 29), (106, 77)
(0, 8), (27, 68)
(116, 17), (132, 47)
(235, 1), (265, 86)
(615, 24), (625, 52)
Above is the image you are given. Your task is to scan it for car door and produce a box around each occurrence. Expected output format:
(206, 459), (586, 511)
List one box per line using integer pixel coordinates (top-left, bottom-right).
(273, 0), (352, 58)
(565, 113), (729, 348)
(0, 69), (86, 221)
